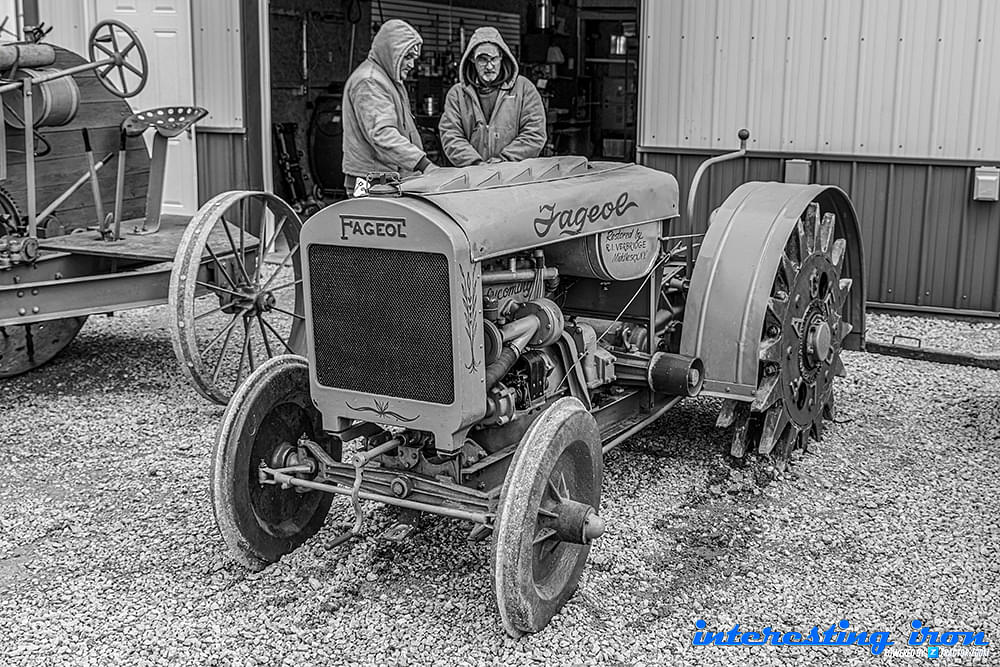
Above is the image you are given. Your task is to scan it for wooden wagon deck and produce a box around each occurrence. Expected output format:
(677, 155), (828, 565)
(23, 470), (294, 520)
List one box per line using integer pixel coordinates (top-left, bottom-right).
(38, 215), (259, 262)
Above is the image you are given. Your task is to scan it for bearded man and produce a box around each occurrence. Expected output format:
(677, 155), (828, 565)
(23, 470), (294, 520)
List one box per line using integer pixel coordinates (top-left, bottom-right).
(438, 27), (546, 167)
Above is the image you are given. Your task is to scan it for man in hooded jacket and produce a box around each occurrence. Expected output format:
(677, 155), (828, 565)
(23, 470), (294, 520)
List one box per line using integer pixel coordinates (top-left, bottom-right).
(438, 27), (546, 167)
(342, 19), (437, 195)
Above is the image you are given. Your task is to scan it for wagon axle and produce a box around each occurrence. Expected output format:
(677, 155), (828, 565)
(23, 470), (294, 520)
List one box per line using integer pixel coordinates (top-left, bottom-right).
(218, 285), (277, 317)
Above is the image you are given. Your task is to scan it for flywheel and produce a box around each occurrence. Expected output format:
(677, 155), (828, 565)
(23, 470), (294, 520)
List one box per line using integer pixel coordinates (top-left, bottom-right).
(719, 201), (853, 465)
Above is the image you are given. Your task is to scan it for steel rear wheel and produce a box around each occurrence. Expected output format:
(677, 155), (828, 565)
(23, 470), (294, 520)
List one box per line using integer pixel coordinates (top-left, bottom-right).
(722, 201), (853, 465)
(493, 397), (604, 637)
(0, 316), (88, 378)
(170, 191), (305, 404)
(211, 355), (337, 570)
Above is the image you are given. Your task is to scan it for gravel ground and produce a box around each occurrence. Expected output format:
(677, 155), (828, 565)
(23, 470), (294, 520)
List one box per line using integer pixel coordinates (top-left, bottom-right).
(866, 310), (1000, 357)
(1, 306), (998, 666)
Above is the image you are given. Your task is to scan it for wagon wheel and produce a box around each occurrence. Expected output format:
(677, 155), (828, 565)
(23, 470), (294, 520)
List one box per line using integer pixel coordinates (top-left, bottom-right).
(493, 397), (606, 637)
(0, 316), (88, 378)
(170, 191), (305, 404)
(212, 355), (339, 570)
(724, 201), (853, 466)
(87, 19), (149, 98)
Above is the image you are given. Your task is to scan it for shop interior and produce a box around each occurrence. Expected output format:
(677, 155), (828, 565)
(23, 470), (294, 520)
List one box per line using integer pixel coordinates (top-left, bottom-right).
(266, 0), (639, 208)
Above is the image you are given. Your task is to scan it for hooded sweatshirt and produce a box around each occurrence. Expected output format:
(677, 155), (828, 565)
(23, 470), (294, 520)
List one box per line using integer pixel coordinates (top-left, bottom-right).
(342, 20), (427, 178)
(438, 27), (546, 167)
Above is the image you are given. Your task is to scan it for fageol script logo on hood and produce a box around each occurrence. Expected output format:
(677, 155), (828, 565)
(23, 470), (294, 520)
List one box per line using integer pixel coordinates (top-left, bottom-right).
(533, 192), (638, 237)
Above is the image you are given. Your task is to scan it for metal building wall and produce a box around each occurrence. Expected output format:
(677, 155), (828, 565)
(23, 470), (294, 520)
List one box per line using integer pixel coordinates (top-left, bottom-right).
(640, 0), (1000, 159)
(639, 0), (1000, 315)
(640, 152), (1000, 315)
(193, 0), (253, 200)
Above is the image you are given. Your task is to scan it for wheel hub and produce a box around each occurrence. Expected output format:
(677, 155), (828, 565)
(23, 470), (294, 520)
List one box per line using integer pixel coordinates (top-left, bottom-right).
(539, 497), (605, 544)
(806, 319), (832, 364)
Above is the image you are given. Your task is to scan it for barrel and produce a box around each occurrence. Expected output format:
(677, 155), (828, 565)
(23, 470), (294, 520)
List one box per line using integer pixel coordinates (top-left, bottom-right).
(1, 67), (80, 128)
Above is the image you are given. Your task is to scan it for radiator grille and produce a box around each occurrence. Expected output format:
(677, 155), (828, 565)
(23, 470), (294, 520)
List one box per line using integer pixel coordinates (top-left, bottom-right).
(308, 245), (454, 404)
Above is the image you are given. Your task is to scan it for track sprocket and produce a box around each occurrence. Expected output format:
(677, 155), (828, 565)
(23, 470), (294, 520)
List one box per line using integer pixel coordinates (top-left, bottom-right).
(719, 201), (853, 466)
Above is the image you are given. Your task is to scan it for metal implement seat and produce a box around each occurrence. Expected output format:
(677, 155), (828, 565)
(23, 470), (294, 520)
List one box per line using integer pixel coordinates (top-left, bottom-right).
(121, 105), (207, 235)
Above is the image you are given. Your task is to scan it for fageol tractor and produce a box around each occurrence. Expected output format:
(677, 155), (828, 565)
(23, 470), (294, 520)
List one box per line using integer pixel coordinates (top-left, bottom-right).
(204, 131), (864, 636)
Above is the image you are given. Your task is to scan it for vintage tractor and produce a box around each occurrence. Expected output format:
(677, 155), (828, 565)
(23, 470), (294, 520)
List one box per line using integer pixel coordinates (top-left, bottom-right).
(209, 138), (865, 637)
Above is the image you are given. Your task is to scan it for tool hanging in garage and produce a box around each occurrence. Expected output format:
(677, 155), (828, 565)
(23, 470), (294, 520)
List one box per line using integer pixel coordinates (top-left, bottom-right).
(273, 122), (320, 217)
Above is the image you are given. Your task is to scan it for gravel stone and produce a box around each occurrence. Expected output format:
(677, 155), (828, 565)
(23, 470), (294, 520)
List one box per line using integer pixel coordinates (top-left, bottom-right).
(0, 305), (998, 666)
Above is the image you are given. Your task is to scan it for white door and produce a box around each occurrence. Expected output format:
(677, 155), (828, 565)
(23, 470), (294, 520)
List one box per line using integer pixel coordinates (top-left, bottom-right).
(94, 0), (196, 216)
(36, 0), (198, 216)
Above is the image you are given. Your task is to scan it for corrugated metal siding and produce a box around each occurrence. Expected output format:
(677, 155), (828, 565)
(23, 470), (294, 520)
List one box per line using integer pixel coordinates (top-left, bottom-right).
(641, 0), (1000, 161)
(197, 133), (248, 203)
(192, 0), (244, 130)
(641, 152), (1000, 314)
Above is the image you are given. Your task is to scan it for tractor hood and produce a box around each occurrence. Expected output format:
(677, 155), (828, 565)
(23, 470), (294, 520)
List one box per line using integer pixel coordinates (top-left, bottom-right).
(400, 157), (679, 261)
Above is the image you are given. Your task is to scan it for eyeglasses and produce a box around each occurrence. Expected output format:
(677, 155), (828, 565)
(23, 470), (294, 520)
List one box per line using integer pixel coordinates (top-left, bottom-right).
(474, 53), (501, 67)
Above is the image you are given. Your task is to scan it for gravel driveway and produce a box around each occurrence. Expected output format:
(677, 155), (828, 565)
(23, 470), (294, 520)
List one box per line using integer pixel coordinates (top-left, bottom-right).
(1, 306), (997, 666)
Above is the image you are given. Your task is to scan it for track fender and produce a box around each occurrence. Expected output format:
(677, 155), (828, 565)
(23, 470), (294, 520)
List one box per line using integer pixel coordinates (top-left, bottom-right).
(679, 182), (865, 400)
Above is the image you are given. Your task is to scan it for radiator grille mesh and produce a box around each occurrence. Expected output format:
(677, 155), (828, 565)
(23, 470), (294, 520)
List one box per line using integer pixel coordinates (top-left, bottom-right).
(308, 245), (454, 404)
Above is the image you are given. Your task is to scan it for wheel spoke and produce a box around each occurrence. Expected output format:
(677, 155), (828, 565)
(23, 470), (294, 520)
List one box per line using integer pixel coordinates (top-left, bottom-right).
(234, 321), (250, 392)
(220, 220), (253, 284)
(204, 244), (238, 290)
(210, 319), (240, 385)
(202, 313), (240, 355)
(121, 40), (136, 57)
(98, 63), (114, 78)
(123, 60), (143, 77)
(239, 200), (247, 277)
(545, 477), (563, 502)
(257, 315), (274, 358)
(195, 280), (244, 300)
(269, 305), (304, 321)
(245, 317), (258, 371)
(256, 214), (289, 285)
(259, 315), (295, 354)
(532, 527), (557, 546)
(116, 62), (127, 93)
(266, 279), (303, 294)
(195, 302), (232, 321)
(94, 42), (115, 59)
(259, 244), (300, 291)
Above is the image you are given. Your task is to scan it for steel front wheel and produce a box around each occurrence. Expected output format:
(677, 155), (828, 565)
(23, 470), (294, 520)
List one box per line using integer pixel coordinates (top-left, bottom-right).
(492, 397), (605, 637)
(723, 200), (853, 465)
(170, 191), (305, 404)
(212, 355), (338, 570)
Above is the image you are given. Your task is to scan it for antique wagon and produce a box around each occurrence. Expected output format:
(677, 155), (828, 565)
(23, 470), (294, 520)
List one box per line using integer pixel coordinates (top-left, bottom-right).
(209, 142), (865, 636)
(0, 20), (301, 399)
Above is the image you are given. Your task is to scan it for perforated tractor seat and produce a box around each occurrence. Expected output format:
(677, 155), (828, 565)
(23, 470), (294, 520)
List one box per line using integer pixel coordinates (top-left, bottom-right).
(122, 105), (207, 137)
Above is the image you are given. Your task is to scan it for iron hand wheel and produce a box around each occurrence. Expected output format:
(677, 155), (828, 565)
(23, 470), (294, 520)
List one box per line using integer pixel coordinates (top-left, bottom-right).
(492, 397), (605, 637)
(169, 191), (306, 404)
(722, 199), (854, 466)
(87, 19), (148, 98)
(212, 355), (339, 570)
